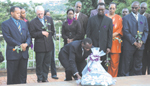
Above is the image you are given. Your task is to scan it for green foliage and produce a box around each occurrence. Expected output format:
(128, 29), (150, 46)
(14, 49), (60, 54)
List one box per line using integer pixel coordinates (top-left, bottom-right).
(67, 0), (150, 17)
(0, 0), (42, 34)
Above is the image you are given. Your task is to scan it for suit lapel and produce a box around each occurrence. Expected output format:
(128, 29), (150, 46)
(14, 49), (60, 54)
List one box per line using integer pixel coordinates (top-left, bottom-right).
(9, 18), (21, 36)
(35, 17), (44, 30)
(131, 13), (137, 22)
(78, 13), (82, 21)
(99, 15), (107, 29)
(138, 15), (142, 31)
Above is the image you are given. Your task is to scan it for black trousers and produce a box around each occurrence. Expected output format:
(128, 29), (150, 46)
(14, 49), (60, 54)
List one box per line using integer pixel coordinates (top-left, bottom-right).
(142, 49), (150, 75)
(101, 55), (108, 71)
(7, 58), (28, 85)
(59, 51), (86, 80)
(36, 51), (52, 81)
(120, 49), (143, 76)
(50, 46), (57, 76)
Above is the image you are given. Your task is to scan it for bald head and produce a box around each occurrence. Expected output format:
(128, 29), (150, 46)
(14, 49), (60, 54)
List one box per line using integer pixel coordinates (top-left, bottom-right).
(131, 1), (140, 7)
(140, 2), (147, 14)
(98, 0), (105, 4)
(131, 1), (140, 14)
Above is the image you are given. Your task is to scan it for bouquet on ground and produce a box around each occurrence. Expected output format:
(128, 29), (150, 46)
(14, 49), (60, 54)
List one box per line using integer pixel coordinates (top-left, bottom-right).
(42, 19), (51, 33)
(135, 30), (143, 43)
(12, 46), (22, 53)
(77, 47), (116, 86)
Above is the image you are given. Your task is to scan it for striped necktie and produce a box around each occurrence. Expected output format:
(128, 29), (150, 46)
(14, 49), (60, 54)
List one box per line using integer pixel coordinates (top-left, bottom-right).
(16, 21), (22, 34)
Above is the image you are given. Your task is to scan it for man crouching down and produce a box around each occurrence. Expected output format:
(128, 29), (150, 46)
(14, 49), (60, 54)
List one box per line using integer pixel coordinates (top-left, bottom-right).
(59, 38), (93, 81)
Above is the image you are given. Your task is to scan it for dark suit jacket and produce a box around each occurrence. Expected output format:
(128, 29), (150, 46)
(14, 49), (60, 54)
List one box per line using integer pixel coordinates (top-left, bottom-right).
(77, 12), (88, 39)
(86, 15), (113, 51)
(123, 13), (149, 50)
(144, 13), (150, 18)
(62, 19), (82, 45)
(59, 40), (92, 74)
(29, 16), (55, 52)
(2, 18), (31, 60)
(143, 13), (150, 50)
(90, 9), (109, 17)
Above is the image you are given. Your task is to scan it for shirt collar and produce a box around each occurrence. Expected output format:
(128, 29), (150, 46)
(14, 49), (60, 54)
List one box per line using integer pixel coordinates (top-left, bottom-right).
(143, 12), (145, 16)
(11, 17), (19, 22)
(131, 12), (139, 17)
(38, 17), (44, 21)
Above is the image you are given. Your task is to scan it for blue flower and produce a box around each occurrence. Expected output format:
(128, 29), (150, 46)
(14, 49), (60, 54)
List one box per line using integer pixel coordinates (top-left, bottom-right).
(140, 21), (143, 24)
(22, 28), (25, 30)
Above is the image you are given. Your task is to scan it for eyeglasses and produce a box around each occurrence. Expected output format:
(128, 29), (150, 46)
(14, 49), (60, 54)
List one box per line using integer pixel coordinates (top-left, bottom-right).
(141, 7), (147, 9)
(132, 7), (138, 9)
(37, 13), (44, 16)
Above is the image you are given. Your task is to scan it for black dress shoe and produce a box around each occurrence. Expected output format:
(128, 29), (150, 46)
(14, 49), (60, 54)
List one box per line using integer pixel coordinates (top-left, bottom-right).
(52, 75), (59, 79)
(42, 80), (49, 82)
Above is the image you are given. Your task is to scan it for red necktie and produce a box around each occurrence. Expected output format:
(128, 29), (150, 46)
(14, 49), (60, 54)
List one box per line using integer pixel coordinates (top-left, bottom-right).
(75, 14), (77, 20)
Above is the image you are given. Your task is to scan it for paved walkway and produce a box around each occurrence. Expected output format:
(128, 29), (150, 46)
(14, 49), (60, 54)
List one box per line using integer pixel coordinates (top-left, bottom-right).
(0, 72), (66, 85)
(1, 72), (150, 86)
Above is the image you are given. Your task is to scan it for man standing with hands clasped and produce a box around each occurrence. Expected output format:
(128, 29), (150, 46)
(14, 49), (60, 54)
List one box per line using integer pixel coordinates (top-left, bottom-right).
(121, 1), (148, 76)
(29, 6), (55, 82)
(2, 6), (31, 84)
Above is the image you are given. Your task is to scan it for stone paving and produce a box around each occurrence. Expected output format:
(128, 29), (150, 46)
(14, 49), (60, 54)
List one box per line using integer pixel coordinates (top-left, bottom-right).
(0, 72), (66, 85)
(0, 72), (150, 86)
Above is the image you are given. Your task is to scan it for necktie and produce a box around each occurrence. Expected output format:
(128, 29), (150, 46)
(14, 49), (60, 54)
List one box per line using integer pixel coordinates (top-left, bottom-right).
(135, 15), (138, 21)
(16, 21), (21, 34)
(75, 14), (77, 20)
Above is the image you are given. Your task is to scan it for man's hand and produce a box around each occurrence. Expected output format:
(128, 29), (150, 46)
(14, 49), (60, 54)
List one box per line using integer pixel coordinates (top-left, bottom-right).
(137, 43), (142, 49)
(21, 43), (28, 51)
(76, 73), (81, 80)
(42, 31), (49, 37)
(106, 48), (111, 54)
(134, 42), (138, 47)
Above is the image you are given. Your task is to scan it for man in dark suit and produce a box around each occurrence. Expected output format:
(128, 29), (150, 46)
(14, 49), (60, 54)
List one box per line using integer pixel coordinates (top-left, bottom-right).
(86, 3), (113, 70)
(2, 6), (31, 84)
(140, 2), (150, 75)
(59, 38), (92, 81)
(121, 1), (149, 76)
(29, 6), (55, 82)
(90, 0), (109, 17)
(74, 1), (88, 39)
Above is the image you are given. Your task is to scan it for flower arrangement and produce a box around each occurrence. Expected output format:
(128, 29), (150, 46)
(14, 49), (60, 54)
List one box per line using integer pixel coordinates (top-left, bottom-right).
(12, 46), (22, 53)
(135, 30), (143, 43)
(113, 37), (122, 43)
(42, 19), (51, 32)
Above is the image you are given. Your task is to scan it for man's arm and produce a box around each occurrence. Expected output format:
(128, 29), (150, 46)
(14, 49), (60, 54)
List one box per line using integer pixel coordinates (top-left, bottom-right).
(83, 15), (88, 36)
(69, 45), (78, 75)
(123, 17), (136, 44)
(2, 23), (21, 46)
(107, 19), (113, 50)
(86, 18), (91, 38)
(141, 17), (149, 44)
(29, 21), (44, 38)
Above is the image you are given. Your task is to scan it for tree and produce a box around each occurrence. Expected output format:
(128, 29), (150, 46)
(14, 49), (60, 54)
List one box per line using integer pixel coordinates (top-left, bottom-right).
(66, 0), (150, 17)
